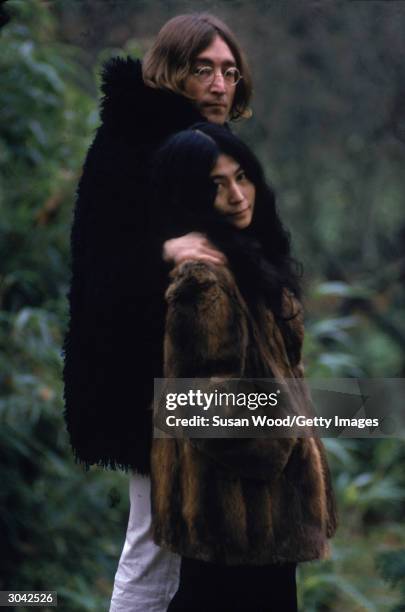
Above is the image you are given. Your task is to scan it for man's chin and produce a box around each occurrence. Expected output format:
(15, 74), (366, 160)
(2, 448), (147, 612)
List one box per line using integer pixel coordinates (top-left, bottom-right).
(201, 108), (228, 125)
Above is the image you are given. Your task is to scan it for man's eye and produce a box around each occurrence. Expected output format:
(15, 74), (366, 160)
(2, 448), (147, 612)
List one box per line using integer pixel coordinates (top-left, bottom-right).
(194, 66), (213, 76)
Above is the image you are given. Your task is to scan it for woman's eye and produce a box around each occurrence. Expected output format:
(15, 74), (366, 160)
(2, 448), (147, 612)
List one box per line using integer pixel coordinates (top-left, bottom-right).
(236, 172), (247, 182)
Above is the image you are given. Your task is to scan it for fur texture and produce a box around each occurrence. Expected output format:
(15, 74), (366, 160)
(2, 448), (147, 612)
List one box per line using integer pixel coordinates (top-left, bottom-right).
(62, 57), (205, 473)
(151, 261), (338, 565)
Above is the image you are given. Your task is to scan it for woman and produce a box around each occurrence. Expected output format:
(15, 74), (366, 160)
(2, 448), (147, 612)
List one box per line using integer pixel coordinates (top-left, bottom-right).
(150, 123), (338, 611)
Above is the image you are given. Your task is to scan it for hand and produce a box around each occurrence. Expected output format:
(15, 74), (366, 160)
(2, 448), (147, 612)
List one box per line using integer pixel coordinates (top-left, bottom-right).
(163, 232), (227, 267)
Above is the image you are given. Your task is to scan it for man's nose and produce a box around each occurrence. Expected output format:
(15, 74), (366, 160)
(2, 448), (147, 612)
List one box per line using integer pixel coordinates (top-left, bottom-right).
(209, 71), (227, 94)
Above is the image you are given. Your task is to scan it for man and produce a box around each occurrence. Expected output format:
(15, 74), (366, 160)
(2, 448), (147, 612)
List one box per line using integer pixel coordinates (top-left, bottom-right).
(63, 11), (252, 476)
(62, 13), (253, 612)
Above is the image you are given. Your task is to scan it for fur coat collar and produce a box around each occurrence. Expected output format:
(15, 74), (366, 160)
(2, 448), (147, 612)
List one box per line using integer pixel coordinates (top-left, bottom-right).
(99, 56), (205, 138)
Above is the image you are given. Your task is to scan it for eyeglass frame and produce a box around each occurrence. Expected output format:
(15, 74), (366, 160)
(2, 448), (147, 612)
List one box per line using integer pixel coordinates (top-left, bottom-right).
(190, 64), (243, 87)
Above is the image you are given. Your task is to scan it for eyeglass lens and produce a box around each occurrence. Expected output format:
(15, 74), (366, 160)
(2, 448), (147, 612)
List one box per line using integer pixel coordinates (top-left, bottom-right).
(193, 66), (241, 84)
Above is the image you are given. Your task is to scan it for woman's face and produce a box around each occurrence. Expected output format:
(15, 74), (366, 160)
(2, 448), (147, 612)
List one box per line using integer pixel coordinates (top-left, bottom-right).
(210, 154), (255, 229)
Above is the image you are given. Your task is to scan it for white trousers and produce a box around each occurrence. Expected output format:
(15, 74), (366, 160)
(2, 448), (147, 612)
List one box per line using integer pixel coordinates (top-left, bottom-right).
(109, 473), (181, 612)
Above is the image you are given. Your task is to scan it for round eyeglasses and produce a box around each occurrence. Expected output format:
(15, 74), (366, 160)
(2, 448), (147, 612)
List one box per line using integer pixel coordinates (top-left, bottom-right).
(191, 65), (243, 86)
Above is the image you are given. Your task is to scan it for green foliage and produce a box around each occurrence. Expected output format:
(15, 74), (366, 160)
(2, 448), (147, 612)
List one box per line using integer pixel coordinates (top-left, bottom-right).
(0, 0), (96, 311)
(0, 2), (128, 610)
(377, 549), (405, 612)
(0, 282), (130, 610)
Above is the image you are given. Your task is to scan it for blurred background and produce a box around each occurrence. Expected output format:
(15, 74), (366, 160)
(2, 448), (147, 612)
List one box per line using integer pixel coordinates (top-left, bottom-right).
(0, 0), (404, 610)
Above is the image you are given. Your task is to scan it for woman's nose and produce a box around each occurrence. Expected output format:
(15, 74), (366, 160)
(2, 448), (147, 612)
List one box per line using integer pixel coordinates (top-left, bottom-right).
(229, 183), (244, 204)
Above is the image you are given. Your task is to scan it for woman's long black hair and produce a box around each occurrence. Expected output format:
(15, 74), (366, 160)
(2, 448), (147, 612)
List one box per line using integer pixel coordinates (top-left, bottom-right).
(151, 122), (302, 321)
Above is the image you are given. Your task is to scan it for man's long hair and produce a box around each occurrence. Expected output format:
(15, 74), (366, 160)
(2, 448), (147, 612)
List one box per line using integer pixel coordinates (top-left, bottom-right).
(143, 13), (252, 120)
(151, 123), (302, 322)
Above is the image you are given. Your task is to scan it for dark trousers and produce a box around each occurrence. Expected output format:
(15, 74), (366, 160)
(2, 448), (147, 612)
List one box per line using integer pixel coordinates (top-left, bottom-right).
(167, 556), (298, 612)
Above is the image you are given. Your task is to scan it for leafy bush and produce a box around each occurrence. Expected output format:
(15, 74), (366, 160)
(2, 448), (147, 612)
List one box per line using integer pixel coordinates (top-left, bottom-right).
(0, 2), (128, 610)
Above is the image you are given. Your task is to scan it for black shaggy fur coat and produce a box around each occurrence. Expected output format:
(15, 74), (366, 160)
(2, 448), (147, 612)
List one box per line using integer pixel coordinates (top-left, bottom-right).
(62, 57), (205, 473)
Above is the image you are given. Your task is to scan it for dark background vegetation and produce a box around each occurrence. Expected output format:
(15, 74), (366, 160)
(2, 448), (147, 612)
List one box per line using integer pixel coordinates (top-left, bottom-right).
(1, 0), (404, 610)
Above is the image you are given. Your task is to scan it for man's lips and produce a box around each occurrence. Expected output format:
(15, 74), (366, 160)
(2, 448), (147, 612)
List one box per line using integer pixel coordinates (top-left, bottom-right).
(204, 102), (228, 109)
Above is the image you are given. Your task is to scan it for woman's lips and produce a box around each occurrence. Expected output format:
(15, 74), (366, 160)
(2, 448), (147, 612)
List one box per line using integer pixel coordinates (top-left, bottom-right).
(227, 207), (249, 217)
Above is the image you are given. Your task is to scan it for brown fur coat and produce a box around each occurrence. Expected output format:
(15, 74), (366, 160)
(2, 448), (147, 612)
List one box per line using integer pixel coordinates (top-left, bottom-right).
(151, 261), (338, 565)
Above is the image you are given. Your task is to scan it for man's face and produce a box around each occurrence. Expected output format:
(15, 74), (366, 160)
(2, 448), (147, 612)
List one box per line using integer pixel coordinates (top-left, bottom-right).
(184, 35), (237, 124)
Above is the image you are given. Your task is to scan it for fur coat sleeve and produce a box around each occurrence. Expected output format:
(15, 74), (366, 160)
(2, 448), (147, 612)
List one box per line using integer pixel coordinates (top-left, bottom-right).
(163, 260), (299, 481)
